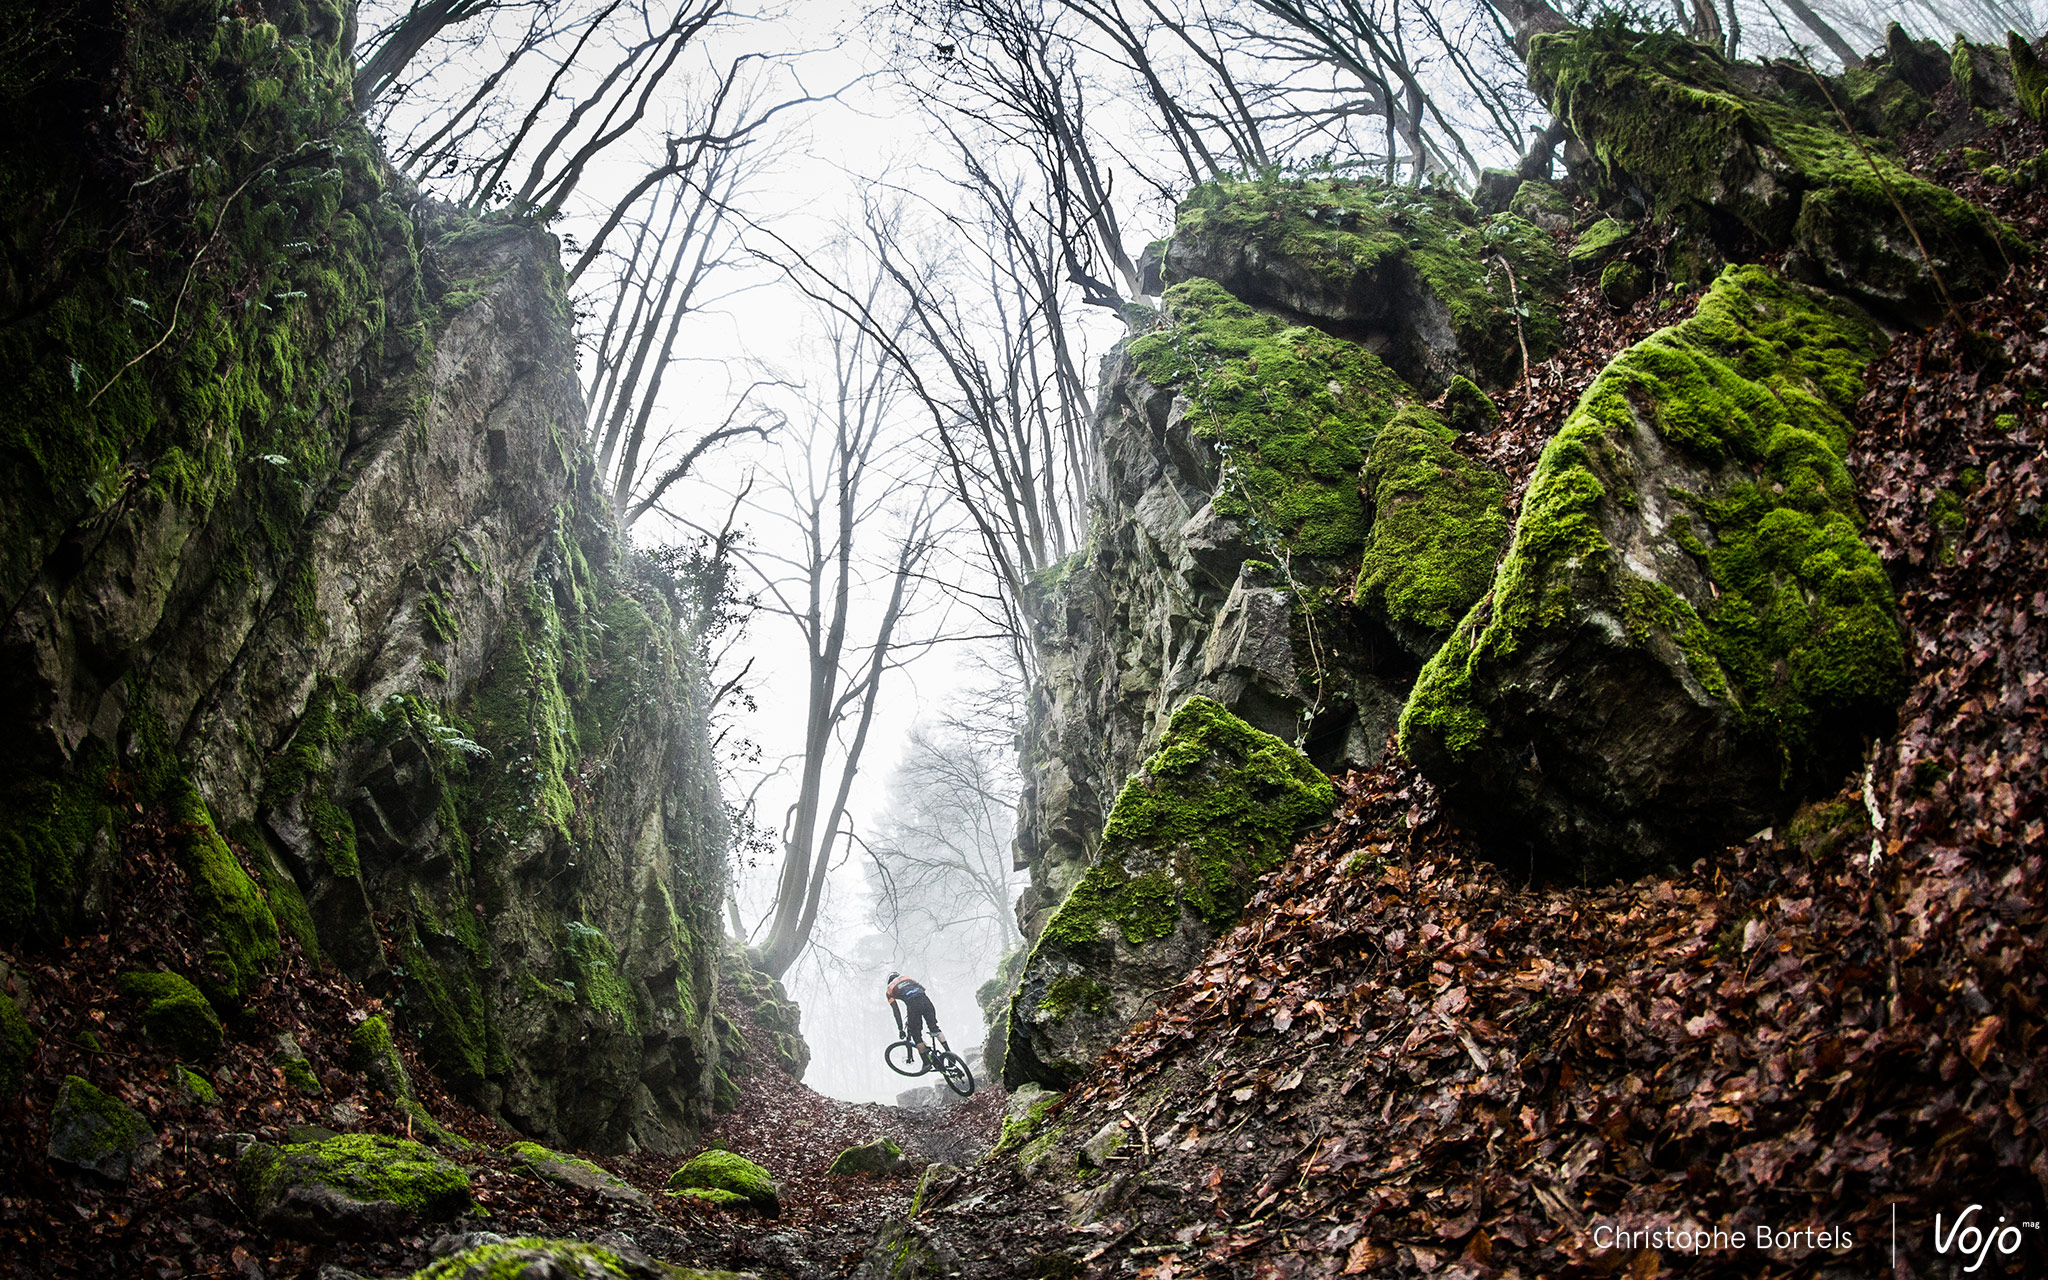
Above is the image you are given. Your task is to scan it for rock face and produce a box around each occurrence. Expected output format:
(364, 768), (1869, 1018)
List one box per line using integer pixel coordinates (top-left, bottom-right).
(1006, 699), (1332, 1089)
(0, 0), (733, 1151)
(1402, 266), (1900, 878)
(1015, 248), (1523, 937)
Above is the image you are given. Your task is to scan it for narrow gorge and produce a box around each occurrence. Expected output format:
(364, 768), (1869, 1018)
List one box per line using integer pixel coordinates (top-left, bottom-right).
(0, 1), (2043, 1277)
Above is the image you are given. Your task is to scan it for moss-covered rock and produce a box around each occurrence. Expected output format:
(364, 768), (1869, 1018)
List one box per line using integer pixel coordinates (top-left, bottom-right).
(504, 1141), (647, 1202)
(274, 1033), (322, 1096)
(829, 1138), (910, 1177)
(1161, 178), (1565, 391)
(404, 1237), (747, 1279)
(1402, 265), (1898, 879)
(347, 1015), (414, 1102)
(853, 1223), (960, 1280)
(671, 1186), (749, 1207)
(168, 784), (280, 1011)
(1353, 408), (1510, 652)
(2011, 33), (2048, 124)
(718, 943), (808, 1080)
(1600, 260), (1650, 309)
(175, 1065), (217, 1106)
(1439, 375), (1500, 436)
(1568, 217), (1634, 271)
(118, 970), (224, 1059)
(0, 990), (36, 1096)
(1006, 698), (1332, 1089)
(666, 1150), (780, 1214)
(1508, 179), (1573, 232)
(1529, 23), (2017, 320)
(48, 1075), (160, 1180)
(236, 1132), (473, 1240)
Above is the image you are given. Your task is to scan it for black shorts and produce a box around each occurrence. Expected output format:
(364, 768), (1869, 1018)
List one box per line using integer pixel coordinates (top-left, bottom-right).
(902, 993), (940, 1041)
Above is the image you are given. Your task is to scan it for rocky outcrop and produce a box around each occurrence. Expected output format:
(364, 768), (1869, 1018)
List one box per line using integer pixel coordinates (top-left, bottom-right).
(1530, 25), (2022, 319)
(1006, 699), (1332, 1089)
(1401, 265), (1900, 878)
(0, 0), (732, 1152)
(236, 1133), (473, 1241)
(1015, 244), (1524, 936)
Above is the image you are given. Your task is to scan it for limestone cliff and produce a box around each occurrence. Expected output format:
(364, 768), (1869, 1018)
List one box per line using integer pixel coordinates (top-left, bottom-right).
(0, 0), (735, 1150)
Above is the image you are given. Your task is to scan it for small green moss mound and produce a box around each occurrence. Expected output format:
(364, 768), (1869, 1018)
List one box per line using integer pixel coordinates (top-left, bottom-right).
(561, 921), (641, 1034)
(1, 991), (36, 1095)
(671, 1186), (749, 1207)
(1037, 976), (1114, 1022)
(175, 1065), (216, 1105)
(2011, 33), (2048, 124)
(506, 1140), (609, 1180)
(118, 970), (224, 1059)
(666, 1150), (779, 1214)
(1600, 260), (1650, 310)
(1403, 264), (1898, 770)
(1439, 375), (1499, 435)
(1508, 179), (1572, 227)
(1042, 697), (1333, 951)
(828, 1138), (908, 1176)
(347, 1014), (415, 1101)
(1354, 408), (1510, 638)
(281, 1057), (322, 1096)
(1569, 217), (1633, 270)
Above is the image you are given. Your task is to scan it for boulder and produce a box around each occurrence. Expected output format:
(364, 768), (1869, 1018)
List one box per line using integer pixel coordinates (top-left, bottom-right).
(402, 1237), (746, 1279)
(851, 1224), (959, 1280)
(504, 1141), (648, 1203)
(236, 1133), (473, 1241)
(1005, 698), (1332, 1089)
(827, 1138), (910, 1177)
(274, 1032), (322, 1096)
(48, 1075), (159, 1180)
(665, 1150), (779, 1215)
(117, 970), (223, 1059)
(1402, 266), (1901, 879)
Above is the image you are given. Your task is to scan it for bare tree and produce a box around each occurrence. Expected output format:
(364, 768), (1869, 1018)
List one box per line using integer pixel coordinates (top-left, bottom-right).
(734, 299), (943, 979)
(865, 724), (1023, 955)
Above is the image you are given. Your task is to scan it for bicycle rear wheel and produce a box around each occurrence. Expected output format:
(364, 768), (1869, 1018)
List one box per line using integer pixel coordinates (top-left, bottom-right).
(935, 1050), (975, 1097)
(884, 1040), (926, 1077)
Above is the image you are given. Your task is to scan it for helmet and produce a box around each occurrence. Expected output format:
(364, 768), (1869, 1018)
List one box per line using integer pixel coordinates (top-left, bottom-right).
(886, 971), (900, 983)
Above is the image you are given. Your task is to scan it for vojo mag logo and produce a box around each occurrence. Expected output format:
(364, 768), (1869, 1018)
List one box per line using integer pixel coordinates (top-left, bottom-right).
(1930, 1205), (2038, 1273)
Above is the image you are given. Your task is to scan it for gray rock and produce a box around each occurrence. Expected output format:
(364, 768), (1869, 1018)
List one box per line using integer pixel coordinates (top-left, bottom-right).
(852, 1224), (959, 1280)
(1077, 1121), (1127, 1169)
(47, 1076), (159, 1181)
(827, 1138), (910, 1176)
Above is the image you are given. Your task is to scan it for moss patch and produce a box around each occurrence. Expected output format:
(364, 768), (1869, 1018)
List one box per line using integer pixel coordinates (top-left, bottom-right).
(239, 1132), (473, 1220)
(118, 970), (224, 1059)
(1402, 265), (1898, 769)
(0, 993), (36, 1095)
(1041, 697), (1332, 951)
(48, 1075), (157, 1177)
(167, 783), (280, 1010)
(404, 1238), (748, 1280)
(1169, 177), (1565, 386)
(667, 1150), (779, 1214)
(1354, 408), (1510, 637)
(1127, 279), (1409, 562)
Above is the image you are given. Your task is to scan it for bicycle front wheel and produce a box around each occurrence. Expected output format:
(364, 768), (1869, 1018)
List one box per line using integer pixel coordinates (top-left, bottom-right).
(884, 1040), (926, 1077)
(936, 1050), (975, 1097)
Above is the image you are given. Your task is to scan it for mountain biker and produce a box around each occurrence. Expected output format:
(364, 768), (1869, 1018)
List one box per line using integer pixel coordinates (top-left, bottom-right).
(885, 971), (944, 1054)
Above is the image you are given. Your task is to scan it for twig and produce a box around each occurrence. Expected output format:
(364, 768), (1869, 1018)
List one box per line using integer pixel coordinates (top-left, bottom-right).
(1493, 253), (1532, 386)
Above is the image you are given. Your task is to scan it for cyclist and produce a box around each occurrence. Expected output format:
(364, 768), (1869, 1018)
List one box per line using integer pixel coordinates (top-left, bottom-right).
(885, 971), (945, 1056)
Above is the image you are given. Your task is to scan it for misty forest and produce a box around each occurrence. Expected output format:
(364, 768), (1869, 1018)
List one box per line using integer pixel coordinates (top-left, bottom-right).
(1, 0), (2046, 1272)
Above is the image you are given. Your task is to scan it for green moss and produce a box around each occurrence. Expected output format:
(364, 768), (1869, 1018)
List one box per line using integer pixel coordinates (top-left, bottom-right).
(1508, 179), (1571, 225)
(561, 921), (641, 1033)
(1600, 260), (1650, 310)
(167, 783), (280, 1009)
(240, 1133), (473, 1218)
(1126, 279), (1409, 561)
(50, 1075), (154, 1167)
(2011, 33), (2048, 124)
(1036, 976), (1113, 1022)
(1168, 178), (1565, 387)
(989, 1093), (1062, 1159)
(237, 826), (320, 963)
(0, 991), (34, 1095)
(1402, 265), (1899, 767)
(0, 749), (115, 934)
(827, 1138), (906, 1176)
(1440, 375), (1499, 435)
(667, 1150), (779, 1212)
(280, 1055), (322, 1096)
(1569, 217), (1633, 269)
(1353, 408), (1509, 636)
(347, 1014), (416, 1103)
(175, 1064), (217, 1105)
(504, 1140), (627, 1188)
(1529, 23), (2014, 310)
(1040, 697), (1332, 952)
(397, 939), (489, 1090)
(118, 970), (224, 1058)
(406, 1238), (750, 1279)
(671, 1187), (749, 1207)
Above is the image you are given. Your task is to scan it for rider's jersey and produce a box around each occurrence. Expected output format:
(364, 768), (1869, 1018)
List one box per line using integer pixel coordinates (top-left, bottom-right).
(886, 976), (926, 1002)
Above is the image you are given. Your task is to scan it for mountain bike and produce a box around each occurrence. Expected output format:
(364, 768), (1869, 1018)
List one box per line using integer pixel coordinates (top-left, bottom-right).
(884, 1006), (975, 1097)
